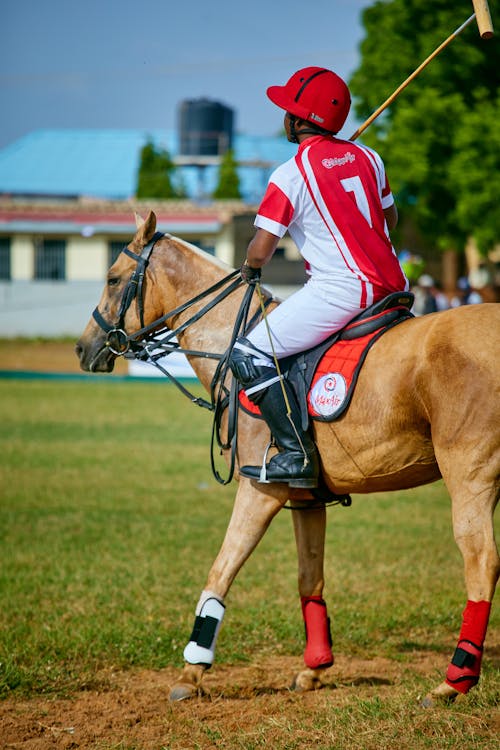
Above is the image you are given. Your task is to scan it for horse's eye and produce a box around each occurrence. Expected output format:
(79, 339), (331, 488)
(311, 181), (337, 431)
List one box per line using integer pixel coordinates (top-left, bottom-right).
(107, 277), (120, 287)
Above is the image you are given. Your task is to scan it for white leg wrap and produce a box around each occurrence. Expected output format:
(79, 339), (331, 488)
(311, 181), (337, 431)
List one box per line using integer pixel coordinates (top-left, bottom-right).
(194, 589), (223, 616)
(183, 592), (225, 667)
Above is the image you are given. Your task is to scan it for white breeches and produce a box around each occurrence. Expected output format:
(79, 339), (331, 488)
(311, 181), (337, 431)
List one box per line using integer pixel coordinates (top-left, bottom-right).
(247, 276), (365, 359)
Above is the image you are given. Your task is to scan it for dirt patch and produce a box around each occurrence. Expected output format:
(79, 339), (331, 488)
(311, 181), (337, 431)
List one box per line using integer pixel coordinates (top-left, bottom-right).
(0, 340), (128, 375)
(1, 654), (498, 750)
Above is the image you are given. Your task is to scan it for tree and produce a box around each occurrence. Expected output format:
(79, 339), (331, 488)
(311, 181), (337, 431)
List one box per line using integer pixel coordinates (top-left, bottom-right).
(449, 93), (500, 254)
(213, 149), (241, 200)
(136, 140), (185, 199)
(349, 0), (500, 255)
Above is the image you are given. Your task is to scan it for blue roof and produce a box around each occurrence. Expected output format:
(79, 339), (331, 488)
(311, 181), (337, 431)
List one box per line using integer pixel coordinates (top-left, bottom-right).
(0, 128), (296, 203)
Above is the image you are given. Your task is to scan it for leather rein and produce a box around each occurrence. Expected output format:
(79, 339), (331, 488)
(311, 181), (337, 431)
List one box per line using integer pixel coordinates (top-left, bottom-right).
(91, 232), (269, 483)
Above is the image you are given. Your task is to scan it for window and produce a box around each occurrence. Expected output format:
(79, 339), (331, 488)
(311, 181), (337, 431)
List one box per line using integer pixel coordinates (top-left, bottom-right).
(0, 238), (11, 280)
(34, 239), (66, 280)
(108, 241), (126, 268)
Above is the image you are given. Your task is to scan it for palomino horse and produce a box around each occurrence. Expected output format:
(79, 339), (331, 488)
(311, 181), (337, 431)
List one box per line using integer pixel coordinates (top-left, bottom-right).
(76, 211), (499, 706)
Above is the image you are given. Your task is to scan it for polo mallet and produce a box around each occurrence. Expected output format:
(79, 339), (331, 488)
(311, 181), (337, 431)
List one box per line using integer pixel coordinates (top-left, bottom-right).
(253, 1), (494, 471)
(349, 0), (494, 141)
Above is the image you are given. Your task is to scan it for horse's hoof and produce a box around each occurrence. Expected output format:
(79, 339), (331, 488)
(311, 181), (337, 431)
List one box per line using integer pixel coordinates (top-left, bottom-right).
(420, 681), (459, 709)
(169, 682), (199, 702)
(291, 668), (326, 692)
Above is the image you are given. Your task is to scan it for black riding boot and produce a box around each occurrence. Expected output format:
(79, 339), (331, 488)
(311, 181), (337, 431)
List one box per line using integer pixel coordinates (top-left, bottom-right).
(240, 379), (319, 488)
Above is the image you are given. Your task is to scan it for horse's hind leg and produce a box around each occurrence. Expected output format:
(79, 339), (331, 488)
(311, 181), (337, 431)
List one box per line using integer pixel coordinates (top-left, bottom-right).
(290, 501), (334, 692)
(424, 482), (499, 706)
(169, 480), (285, 701)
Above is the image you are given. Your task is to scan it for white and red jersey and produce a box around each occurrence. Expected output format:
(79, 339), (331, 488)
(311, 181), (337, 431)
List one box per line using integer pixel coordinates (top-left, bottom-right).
(255, 135), (408, 306)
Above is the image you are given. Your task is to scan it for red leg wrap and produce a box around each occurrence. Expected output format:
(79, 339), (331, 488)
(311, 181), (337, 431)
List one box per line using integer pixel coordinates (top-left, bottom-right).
(301, 596), (334, 669)
(445, 600), (491, 694)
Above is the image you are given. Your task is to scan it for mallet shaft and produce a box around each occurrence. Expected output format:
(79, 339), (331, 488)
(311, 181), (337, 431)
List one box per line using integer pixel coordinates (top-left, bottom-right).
(349, 14), (476, 141)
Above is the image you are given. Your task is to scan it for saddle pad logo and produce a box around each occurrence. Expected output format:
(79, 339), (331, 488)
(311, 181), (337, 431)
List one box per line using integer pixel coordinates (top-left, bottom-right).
(309, 373), (347, 417)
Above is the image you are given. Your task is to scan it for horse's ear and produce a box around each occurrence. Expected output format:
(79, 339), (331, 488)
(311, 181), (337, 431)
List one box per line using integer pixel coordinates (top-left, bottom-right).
(134, 210), (157, 245)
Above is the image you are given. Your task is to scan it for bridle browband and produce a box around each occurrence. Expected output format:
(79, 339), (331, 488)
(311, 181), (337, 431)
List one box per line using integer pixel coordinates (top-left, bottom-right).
(91, 232), (272, 483)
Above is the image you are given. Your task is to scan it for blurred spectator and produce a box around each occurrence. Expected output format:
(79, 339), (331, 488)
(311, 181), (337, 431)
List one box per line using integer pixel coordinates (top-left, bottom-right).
(412, 273), (438, 315)
(468, 264), (498, 303)
(432, 279), (450, 311)
(450, 277), (483, 307)
(412, 274), (439, 316)
(468, 264), (491, 291)
(412, 275), (450, 314)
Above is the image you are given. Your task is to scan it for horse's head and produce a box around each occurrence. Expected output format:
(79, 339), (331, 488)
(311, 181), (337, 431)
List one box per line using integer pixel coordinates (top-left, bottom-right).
(76, 210), (164, 372)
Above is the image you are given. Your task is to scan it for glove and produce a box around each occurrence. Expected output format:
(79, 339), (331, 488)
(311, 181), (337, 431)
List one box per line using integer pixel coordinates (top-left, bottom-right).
(240, 261), (261, 285)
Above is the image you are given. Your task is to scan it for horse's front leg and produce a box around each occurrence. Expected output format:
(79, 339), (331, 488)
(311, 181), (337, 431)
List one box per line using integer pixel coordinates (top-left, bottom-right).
(290, 500), (333, 692)
(169, 479), (285, 701)
(423, 486), (499, 707)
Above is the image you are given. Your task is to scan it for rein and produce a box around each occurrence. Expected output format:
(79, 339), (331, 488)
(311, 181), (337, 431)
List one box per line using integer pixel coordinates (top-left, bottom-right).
(92, 232), (271, 483)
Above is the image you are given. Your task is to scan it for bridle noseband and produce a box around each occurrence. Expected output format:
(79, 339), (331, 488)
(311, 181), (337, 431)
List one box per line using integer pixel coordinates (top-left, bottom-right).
(92, 231), (165, 355)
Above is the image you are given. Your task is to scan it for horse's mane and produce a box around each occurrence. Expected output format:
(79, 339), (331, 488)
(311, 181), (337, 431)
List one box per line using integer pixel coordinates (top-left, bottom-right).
(169, 234), (235, 274)
(168, 233), (281, 304)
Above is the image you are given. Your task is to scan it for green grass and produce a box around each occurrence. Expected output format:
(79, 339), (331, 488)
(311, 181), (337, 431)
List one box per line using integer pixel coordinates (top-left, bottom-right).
(0, 379), (498, 708)
(0, 379), (235, 695)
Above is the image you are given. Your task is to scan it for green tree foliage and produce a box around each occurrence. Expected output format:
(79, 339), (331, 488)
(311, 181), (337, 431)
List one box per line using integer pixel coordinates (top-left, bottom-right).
(213, 149), (242, 200)
(136, 140), (185, 199)
(449, 93), (500, 253)
(349, 0), (500, 253)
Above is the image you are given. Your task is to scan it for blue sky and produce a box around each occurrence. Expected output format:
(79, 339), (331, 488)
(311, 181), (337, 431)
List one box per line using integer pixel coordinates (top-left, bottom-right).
(1, 0), (374, 149)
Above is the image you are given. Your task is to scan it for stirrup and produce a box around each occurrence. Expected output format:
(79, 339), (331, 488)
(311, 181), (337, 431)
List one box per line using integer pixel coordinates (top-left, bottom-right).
(240, 447), (318, 488)
(258, 441), (274, 483)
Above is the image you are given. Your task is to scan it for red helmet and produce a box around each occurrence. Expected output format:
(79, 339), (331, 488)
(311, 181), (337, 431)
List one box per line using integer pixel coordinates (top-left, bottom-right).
(267, 66), (351, 134)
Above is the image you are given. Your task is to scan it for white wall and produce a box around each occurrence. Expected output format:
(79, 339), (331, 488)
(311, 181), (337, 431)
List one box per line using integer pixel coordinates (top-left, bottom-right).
(67, 236), (109, 280)
(0, 230), (298, 337)
(0, 281), (105, 337)
(11, 237), (34, 280)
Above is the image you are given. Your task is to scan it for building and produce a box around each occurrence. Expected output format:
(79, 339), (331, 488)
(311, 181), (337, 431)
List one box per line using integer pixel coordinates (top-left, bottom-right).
(0, 128), (296, 203)
(0, 129), (305, 337)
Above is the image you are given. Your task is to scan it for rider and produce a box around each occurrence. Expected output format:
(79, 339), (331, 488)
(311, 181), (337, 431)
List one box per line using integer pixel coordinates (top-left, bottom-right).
(229, 66), (409, 489)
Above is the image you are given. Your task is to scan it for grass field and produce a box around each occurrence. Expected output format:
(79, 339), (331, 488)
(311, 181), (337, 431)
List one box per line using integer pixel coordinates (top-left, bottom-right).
(0, 373), (498, 748)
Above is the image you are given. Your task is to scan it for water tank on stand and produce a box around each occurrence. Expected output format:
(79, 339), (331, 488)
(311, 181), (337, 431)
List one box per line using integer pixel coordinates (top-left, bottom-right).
(178, 98), (234, 157)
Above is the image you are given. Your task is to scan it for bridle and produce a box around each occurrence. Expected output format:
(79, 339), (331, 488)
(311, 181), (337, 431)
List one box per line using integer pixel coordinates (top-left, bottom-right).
(89, 233), (350, 505)
(92, 231), (165, 356)
(91, 232), (271, 484)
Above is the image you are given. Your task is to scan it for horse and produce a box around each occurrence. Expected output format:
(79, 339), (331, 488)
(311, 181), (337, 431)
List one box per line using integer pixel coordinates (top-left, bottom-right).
(76, 210), (499, 706)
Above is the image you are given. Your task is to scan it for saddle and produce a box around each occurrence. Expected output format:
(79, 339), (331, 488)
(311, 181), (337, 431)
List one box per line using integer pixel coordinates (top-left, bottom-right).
(239, 291), (414, 429)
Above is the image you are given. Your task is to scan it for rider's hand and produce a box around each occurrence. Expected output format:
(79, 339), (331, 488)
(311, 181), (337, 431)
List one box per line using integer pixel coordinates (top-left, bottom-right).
(240, 261), (261, 285)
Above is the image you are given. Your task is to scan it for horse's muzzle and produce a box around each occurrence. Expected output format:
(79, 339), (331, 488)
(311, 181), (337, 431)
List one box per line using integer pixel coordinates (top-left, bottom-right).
(75, 338), (116, 373)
